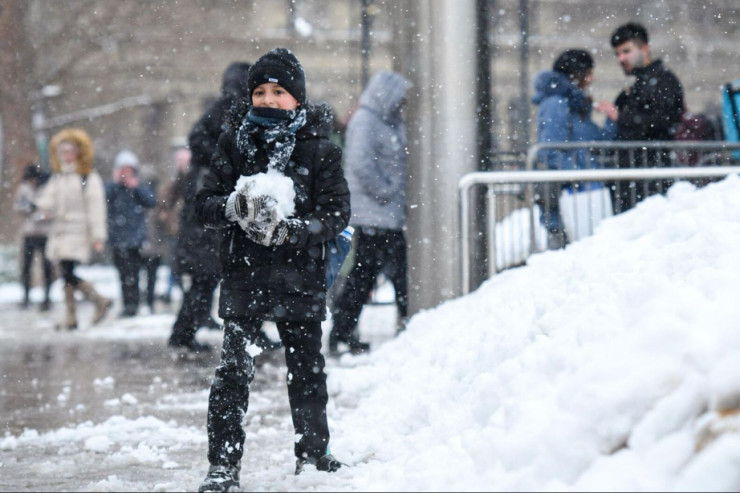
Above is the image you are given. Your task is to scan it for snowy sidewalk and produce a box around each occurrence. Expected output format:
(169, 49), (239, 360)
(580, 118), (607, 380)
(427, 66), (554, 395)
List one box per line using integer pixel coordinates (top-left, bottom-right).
(0, 267), (399, 492)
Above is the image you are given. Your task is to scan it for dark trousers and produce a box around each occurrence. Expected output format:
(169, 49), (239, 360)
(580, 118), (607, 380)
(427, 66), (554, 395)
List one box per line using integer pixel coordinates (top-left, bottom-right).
(21, 235), (52, 302)
(112, 247), (143, 313)
(59, 260), (82, 287)
(207, 318), (329, 466)
(168, 273), (219, 345)
(141, 255), (162, 309)
(330, 227), (408, 340)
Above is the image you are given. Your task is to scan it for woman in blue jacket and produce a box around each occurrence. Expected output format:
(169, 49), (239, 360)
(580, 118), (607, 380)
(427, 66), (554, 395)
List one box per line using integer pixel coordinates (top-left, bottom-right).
(532, 49), (616, 249)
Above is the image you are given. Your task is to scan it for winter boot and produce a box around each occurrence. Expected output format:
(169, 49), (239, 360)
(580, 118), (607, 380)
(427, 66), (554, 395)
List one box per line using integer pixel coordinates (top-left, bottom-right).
(295, 453), (344, 475)
(76, 281), (112, 325)
(20, 288), (30, 309)
(198, 464), (240, 492)
(329, 331), (370, 356)
(168, 336), (213, 354)
(62, 284), (78, 330)
(40, 282), (52, 311)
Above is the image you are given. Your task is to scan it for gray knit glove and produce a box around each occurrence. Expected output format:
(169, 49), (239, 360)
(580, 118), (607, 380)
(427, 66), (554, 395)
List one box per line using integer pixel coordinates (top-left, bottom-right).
(226, 190), (277, 224)
(244, 217), (290, 247)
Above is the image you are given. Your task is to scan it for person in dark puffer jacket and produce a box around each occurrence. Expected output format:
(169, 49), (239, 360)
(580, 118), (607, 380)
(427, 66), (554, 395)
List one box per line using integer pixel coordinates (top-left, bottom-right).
(195, 48), (350, 492)
(168, 62), (252, 352)
(106, 150), (156, 317)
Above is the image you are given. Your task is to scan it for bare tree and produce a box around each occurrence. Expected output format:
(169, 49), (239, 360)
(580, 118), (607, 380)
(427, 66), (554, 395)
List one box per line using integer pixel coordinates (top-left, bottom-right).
(0, 0), (37, 242)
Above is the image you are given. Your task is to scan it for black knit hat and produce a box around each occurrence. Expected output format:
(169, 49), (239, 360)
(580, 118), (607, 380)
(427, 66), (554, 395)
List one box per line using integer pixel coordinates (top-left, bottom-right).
(553, 49), (594, 80)
(247, 48), (306, 105)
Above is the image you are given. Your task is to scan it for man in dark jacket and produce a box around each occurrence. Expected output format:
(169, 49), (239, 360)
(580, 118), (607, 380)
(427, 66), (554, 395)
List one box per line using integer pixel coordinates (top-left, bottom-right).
(596, 22), (684, 213)
(106, 150), (156, 317)
(168, 62), (251, 352)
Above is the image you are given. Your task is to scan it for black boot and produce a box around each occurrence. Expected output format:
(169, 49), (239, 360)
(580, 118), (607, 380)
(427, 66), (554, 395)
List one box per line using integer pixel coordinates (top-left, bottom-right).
(329, 331), (370, 356)
(168, 336), (212, 353)
(295, 453), (344, 475)
(199, 464), (240, 492)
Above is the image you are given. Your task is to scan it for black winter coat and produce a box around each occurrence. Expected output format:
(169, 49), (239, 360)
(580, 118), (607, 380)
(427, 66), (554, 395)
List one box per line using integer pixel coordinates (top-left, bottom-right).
(195, 103), (351, 322)
(174, 76), (248, 277)
(105, 181), (156, 250)
(615, 59), (684, 142)
(609, 60), (684, 212)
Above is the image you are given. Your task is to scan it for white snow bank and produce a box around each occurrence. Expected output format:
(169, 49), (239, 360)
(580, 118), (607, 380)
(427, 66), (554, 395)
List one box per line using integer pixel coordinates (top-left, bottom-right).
(328, 176), (740, 492)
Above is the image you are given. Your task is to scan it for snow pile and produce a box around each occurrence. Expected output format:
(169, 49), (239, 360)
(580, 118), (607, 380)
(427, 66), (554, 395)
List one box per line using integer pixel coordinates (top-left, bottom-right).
(328, 176), (740, 491)
(235, 170), (296, 219)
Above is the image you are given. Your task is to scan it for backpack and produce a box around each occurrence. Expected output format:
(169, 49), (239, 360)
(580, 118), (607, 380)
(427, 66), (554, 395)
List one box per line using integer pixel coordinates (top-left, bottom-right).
(325, 226), (354, 288)
(674, 110), (722, 166)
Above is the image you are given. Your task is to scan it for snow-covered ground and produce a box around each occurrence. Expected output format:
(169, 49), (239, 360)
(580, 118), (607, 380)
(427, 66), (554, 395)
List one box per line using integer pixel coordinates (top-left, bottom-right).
(2, 176), (740, 491)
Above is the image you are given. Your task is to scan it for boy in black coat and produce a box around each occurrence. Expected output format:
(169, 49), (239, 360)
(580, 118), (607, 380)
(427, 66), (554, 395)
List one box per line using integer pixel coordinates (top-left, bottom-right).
(195, 48), (350, 492)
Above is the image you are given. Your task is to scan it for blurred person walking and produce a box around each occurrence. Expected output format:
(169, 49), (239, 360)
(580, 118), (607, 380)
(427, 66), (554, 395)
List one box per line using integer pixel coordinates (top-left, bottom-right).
(195, 48), (350, 491)
(139, 169), (169, 314)
(14, 163), (54, 311)
(329, 70), (411, 356)
(168, 62), (253, 352)
(532, 49), (616, 249)
(595, 22), (684, 213)
(106, 150), (156, 317)
(34, 128), (112, 330)
(157, 147), (191, 305)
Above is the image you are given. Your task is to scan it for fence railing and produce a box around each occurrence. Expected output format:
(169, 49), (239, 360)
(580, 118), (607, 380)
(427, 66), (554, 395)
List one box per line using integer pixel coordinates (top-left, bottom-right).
(459, 141), (740, 295)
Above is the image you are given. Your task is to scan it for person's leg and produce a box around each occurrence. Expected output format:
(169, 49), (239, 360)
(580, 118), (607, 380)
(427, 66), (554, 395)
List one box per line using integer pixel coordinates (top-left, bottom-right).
(191, 274), (220, 330)
(59, 260), (81, 329)
(38, 237), (53, 309)
(206, 318), (261, 467)
(278, 320), (331, 460)
(20, 236), (35, 307)
(144, 255), (161, 311)
(329, 228), (383, 352)
(119, 248), (143, 316)
(112, 248), (132, 316)
(383, 231), (409, 330)
(168, 274), (218, 349)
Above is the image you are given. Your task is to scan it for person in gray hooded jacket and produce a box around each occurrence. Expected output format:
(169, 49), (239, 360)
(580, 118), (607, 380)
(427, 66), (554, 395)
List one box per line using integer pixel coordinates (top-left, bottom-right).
(329, 70), (411, 355)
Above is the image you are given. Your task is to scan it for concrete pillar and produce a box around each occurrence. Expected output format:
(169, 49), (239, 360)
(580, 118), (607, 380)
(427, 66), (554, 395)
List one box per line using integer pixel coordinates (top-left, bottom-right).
(401, 0), (480, 314)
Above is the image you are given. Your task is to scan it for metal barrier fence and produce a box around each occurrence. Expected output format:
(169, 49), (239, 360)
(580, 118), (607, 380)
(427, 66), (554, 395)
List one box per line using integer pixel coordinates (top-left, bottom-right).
(459, 141), (740, 295)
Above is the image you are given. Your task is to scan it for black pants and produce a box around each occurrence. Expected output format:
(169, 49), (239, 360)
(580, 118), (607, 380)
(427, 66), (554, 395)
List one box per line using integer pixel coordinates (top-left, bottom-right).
(59, 260), (82, 287)
(168, 273), (219, 345)
(21, 235), (52, 302)
(207, 318), (329, 467)
(141, 255), (162, 309)
(331, 227), (408, 340)
(112, 247), (143, 313)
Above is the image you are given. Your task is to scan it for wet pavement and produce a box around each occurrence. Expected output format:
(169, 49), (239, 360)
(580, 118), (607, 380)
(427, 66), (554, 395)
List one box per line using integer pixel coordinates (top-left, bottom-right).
(0, 284), (397, 491)
(0, 299), (298, 491)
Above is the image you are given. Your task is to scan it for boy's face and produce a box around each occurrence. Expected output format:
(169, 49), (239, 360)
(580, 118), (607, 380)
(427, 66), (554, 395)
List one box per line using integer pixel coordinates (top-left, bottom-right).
(613, 40), (649, 75)
(251, 82), (300, 110)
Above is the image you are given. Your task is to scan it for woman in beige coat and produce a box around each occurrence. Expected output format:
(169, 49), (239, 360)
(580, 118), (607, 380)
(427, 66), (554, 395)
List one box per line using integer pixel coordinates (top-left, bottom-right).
(35, 128), (112, 329)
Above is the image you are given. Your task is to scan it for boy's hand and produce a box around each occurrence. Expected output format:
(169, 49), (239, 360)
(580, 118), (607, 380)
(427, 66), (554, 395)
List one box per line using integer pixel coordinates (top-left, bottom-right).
(234, 192), (278, 223)
(243, 218), (289, 247)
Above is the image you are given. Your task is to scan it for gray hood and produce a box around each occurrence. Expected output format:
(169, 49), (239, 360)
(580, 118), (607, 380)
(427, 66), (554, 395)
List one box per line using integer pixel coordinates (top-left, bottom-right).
(359, 71), (411, 124)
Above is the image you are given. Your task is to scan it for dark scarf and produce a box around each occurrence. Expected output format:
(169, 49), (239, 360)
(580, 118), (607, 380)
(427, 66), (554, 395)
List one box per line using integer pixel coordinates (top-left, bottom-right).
(236, 106), (307, 173)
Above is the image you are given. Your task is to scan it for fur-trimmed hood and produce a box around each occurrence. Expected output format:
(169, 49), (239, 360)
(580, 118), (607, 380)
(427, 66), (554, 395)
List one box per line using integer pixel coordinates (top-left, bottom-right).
(49, 128), (94, 176)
